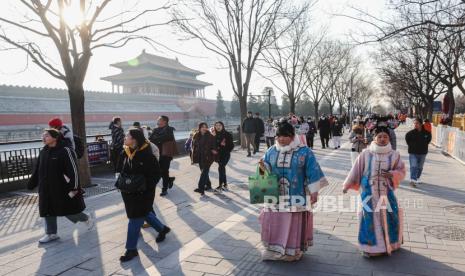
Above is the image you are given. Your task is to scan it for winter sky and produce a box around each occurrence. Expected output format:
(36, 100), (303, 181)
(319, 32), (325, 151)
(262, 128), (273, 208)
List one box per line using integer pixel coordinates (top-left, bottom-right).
(0, 0), (386, 101)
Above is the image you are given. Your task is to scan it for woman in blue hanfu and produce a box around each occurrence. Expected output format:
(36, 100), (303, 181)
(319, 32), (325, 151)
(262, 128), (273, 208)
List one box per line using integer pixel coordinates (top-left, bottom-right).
(258, 121), (328, 261)
(343, 125), (406, 257)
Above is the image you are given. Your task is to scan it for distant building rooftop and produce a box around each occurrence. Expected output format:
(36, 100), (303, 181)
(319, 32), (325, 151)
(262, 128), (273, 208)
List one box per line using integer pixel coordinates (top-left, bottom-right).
(109, 50), (204, 76)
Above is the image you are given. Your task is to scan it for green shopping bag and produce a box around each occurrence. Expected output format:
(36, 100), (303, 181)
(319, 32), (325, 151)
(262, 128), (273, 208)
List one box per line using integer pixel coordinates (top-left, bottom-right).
(248, 166), (279, 204)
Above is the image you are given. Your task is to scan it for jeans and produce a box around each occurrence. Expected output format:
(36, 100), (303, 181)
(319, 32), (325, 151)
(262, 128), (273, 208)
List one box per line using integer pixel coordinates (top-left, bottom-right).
(244, 133), (256, 154)
(265, 137), (275, 148)
(126, 211), (165, 250)
(44, 212), (89, 234)
(218, 153), (231, 185)
(159, 155), (173, 192)
(198, 165), (211, 192)
(409, 154), (427, 181)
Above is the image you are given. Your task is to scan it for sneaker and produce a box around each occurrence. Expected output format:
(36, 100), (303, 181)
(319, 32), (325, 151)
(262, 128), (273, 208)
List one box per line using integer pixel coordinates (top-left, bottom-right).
(120, 250), (139, 262)
(214, 186), (222, 193)
(84, 214), (95, 231)
(39, 234), (60, 244)
(409, 181), (417, 188)
(156, 226), (171, 243)
(160, 191), (168, 196)
(416, 179), (422, 185)
(168, 177), (175, 189)
(247, 153), (251, 157)
(223, 184), (228, 191)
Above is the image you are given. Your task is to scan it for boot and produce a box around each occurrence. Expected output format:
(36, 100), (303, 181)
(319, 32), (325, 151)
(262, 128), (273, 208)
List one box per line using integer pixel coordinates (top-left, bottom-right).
(120, 250), (139, 262)
(156, 226), (171, 243)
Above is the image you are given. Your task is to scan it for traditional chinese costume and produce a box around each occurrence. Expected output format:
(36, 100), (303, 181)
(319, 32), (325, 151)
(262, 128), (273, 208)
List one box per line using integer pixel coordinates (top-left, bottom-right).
(260, 137), (328, 261)
(343, 142), (406, 256)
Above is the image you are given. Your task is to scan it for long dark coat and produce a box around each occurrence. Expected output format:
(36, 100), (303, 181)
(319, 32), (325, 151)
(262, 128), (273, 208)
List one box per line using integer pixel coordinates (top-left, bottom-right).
(191, 132), (217, 168)
(117, 145), (160, 218)
(27, 141), (85, 217)
(318, 118), (331, 136)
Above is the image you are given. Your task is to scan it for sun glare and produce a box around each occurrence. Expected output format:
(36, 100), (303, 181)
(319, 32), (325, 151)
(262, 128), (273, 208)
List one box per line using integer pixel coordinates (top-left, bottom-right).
(62, 2), (84, 27)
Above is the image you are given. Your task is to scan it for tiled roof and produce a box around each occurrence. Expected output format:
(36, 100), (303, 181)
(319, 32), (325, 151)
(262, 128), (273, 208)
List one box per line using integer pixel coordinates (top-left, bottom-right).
(110, 50), (204, 75)
(101, 70), (211, 88)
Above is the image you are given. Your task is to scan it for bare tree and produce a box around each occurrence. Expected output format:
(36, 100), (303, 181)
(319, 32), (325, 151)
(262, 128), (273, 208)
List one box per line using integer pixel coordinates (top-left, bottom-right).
(352, 76), (374, 115)
(381, 83), (410, 113)
(342, 0), (465, 99)
(335, 58), (360, 116)
(323, 43), (352, 115)
(376, 26), (447, 119)
(306, 40), (348, 119)
(0, 1), (174, 186)
(260, 3), (321, 114)
(341, 0), (465, 42)
(172, 0), (301, 127)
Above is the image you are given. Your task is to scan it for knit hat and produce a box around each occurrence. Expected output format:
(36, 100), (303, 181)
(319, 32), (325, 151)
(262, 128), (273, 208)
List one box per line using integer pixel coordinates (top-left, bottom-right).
(48, 118), (63, 128)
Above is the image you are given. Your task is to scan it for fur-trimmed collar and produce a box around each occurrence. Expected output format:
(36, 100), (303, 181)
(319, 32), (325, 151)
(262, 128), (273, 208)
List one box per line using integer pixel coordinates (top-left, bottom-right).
(369, 142), (392, 154)
(275, 136), (301, 152)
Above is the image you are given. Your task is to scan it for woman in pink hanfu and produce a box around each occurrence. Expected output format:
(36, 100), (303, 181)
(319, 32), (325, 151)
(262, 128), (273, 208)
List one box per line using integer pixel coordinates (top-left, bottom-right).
(343, 125), (406, 257)
(259, 122), (328, 262)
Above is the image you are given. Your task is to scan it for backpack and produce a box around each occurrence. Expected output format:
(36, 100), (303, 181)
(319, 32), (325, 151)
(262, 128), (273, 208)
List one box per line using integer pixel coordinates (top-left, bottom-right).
(73, 135), (84, 159)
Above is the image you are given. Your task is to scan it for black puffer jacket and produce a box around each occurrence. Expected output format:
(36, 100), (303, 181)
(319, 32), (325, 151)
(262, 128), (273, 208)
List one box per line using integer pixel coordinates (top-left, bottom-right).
(28, 141), (85, 217)
(117, 145), (160, 218)
(109, 123), (125, 151)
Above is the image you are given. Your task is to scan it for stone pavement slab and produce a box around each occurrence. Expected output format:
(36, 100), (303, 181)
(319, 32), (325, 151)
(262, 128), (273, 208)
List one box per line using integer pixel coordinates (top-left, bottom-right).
(1, 125), (465, 275)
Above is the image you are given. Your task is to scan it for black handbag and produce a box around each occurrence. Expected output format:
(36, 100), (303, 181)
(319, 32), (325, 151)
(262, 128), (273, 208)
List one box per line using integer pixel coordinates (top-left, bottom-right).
(115, 173), (146, 193)
(115, 158), (147, 193)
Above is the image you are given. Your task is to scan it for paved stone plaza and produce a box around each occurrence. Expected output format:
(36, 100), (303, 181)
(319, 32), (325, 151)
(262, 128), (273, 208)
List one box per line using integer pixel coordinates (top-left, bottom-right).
(1, 126), (465, 276)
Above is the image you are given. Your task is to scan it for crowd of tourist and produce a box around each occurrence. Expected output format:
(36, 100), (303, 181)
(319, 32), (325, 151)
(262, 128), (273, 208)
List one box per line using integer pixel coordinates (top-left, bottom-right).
(26, 111), (433, 264)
